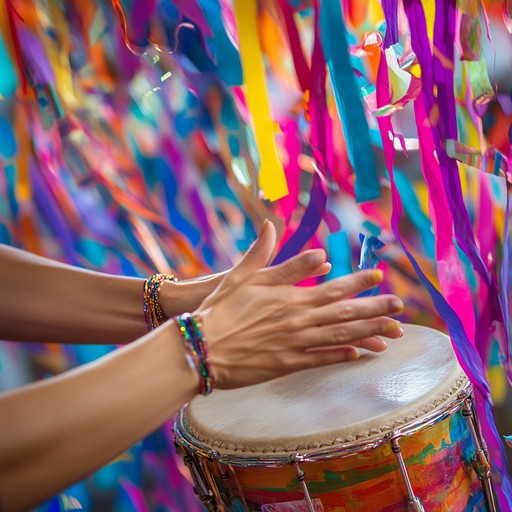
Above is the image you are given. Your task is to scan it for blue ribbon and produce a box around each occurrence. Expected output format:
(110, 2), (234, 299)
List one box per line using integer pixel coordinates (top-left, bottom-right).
(319, 0), (380, 203)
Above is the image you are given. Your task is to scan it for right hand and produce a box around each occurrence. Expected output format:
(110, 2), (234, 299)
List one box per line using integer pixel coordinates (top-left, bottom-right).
(194, 220), (404, 389)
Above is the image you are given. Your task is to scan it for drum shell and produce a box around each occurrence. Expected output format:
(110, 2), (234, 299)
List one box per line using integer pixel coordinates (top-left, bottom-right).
(175, 403), (485, 511)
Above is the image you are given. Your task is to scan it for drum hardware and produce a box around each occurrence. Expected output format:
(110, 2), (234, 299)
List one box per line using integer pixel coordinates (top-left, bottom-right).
(462, 399), (498, 512)
(291, 454), (316, 512)
(175, 383), (469, 468)
(208, 450), (229, 479)
(390, 437), (425, 512)
(175, 440), (217, 511)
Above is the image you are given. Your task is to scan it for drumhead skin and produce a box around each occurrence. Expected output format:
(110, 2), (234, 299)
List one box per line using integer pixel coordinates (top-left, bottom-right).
(182, 324), (467, 456)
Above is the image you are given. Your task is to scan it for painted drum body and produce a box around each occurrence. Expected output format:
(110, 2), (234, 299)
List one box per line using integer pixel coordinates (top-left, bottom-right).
(174, 325), (487, 511)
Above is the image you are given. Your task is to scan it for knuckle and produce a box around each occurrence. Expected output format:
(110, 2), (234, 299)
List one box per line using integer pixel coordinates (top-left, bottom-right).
(330, 325), (348, 344)
(284, 314), (304, 331)
(277, 352), (298, 369)
(337, 303), (355, 321)
(325, 283), (343, 301)
(280, 261), (296, 280)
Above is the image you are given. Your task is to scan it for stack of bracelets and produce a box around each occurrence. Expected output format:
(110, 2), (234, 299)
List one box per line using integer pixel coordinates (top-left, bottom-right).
(143, 273), (214, 395)
(143, 273), (178, 331)
(175, 313), (214, 395)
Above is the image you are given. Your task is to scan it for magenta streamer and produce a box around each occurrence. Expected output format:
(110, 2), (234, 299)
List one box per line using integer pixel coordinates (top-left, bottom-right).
(277, 0), (310, 93)
(309, 3), (328, 172)
(278, 119), (301, 222)
(128, 0), (157, 46)
(173, 0), (213, 37)
(475, 175), (498, 362)
(413, 97), (476, 344)
(404, 0), (504, 325)
(119, 478), (148, 512)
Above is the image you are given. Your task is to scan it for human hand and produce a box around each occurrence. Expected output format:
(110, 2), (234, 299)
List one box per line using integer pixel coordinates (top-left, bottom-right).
(193, 220), (404, 389)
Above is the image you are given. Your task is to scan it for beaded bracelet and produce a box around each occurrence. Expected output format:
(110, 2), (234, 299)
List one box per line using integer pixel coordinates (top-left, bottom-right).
(175, 313), (214, 395)
(143, 273), (178, 331)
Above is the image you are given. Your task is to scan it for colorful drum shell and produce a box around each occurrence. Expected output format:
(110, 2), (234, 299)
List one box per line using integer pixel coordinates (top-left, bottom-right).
(178, 407), (485, 511)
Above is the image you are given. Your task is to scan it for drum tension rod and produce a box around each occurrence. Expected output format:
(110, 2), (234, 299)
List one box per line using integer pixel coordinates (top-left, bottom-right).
(462, 399), (498, 512)
(292, 454), (316, 512)
(390, 438), (425, 512)
(209, 450), (230, 480)
(178, 445), (217, 512)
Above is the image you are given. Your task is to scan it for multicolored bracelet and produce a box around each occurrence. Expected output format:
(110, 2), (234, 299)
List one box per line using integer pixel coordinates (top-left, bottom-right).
(143, 273), (178, 331)
(175, 313), (214, 395)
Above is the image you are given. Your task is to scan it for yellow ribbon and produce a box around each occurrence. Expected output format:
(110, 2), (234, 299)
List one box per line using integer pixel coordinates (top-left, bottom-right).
(234, 0), (288, 201)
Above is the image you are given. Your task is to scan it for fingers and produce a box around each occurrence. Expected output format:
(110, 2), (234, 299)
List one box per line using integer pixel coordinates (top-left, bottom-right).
(300, 294), (404, 328)
(255, 249), (331, 286)
(301, 269), (385, 305)
(227, 220), (277, 284)
(282, 346), (361, 372)
(294, 317), (403, 350)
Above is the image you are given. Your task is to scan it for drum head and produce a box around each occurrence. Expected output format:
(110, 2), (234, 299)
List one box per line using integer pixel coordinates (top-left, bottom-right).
(180, 324), (467, 456)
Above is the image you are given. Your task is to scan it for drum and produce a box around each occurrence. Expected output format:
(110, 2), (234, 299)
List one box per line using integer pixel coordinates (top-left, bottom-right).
(174, 324), (494, 512)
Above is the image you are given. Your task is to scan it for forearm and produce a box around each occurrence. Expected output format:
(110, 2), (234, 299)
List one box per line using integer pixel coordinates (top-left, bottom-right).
(0, 244), (147, 344)
(0, 322), (198, 511)
(0, 244), (222, 344)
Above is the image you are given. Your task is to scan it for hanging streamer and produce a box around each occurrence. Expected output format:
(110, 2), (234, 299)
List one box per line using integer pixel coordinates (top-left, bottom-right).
(233, 0), (288, 201)
(319, 0), (380, 203)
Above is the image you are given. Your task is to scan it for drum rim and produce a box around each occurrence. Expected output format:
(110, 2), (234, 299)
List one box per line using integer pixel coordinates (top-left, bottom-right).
(174, 382), (472, 467)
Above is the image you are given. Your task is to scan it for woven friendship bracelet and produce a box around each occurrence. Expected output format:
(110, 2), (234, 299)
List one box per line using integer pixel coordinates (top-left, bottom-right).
(143, 273), (178, 331)
(175, 313), (214, 395)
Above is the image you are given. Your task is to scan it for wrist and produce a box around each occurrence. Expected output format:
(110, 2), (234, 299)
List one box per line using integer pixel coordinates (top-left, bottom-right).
(143, 273), (178, 330)
(174, 312), (215, 395)
(160, 274), (223, 318)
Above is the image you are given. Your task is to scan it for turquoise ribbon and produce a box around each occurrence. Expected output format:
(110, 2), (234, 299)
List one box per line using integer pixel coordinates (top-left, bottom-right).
(319, 0), (380, 203)
(197, 0), (242, 86)
(0, 32), (17, 98)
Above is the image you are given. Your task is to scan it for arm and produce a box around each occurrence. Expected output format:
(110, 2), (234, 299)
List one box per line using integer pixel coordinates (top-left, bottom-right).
(0, 222), (403, 510)
(0, 322), (198, 512)
(0, 244), (222, 344)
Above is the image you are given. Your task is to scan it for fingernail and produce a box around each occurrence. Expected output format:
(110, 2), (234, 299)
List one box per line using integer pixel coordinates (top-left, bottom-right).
(347, 350), (360, 361)
(305, 249), (325, 266)
(383, 320), (401, 332)
(372, 269), (384, 282)
(391, 298), (404, 311)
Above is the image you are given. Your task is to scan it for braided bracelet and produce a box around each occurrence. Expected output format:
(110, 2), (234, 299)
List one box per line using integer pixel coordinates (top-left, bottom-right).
(143, 273), (178, 331)
(175, 313), (214, 395)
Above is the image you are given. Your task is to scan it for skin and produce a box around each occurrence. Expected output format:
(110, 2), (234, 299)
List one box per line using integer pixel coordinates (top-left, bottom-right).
(0, 221), (403, 511)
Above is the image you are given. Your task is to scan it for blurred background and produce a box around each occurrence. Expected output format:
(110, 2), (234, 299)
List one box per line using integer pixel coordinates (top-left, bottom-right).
(0, 0), (511, 510)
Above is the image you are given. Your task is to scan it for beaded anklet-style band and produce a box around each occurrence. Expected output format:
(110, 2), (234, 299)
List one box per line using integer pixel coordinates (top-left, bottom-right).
(175, 313), (214, 395)
(143, 273), (178, 331)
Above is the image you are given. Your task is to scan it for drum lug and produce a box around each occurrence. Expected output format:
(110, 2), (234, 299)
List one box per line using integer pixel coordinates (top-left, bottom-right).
(175, 441), (218, 511)
(462, 399), (498, 512)
(290, 454), (317, 512)
(390, 437), (425, 512)
(407, 497), (425, 512)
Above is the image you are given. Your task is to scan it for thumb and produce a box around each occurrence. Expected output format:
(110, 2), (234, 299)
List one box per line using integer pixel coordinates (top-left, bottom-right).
(228, 220), (277, 283)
